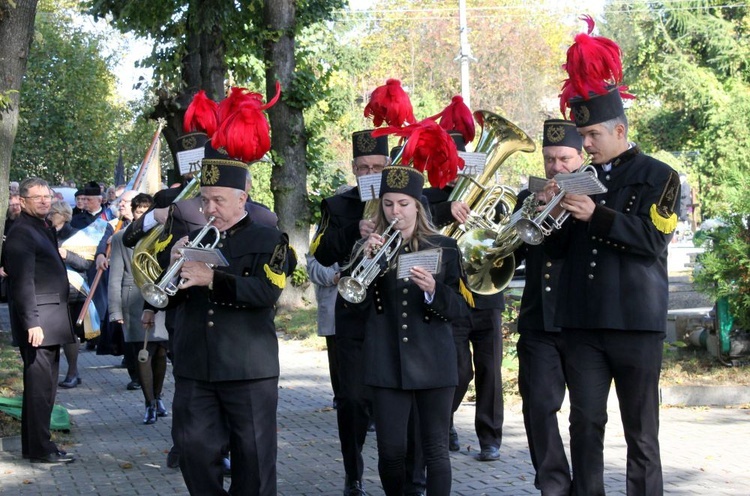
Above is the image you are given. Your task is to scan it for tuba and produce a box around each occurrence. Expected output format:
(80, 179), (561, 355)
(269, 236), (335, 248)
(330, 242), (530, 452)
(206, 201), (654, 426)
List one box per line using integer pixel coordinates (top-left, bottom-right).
(441, 110), (536, 295)
(131, 176), (201, 291)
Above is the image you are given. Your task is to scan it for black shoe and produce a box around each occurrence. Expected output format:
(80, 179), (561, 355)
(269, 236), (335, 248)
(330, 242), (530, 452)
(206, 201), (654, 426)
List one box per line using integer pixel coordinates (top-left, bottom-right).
(343, 478), (366, 496)
(58, 376), (81, 388)
(155, 398), (168, 417)
(126, 380), (141, 391)
(449, 426), (460, 452)
(30, 450), (75, 464)
(477, 446), (500, 461)
(143, 402), (157, 425)
(166, 446), (180, 468)
(222, 456), (231, 477)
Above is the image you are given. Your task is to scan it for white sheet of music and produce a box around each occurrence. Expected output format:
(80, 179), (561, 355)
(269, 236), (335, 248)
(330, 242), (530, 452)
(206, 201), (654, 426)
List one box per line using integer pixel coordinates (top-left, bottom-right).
(554, 171), (608, 195)
(179, 247), (229, 267)
(177, 148), (205, 175)
(528, 175), (548, 193)
(458, 151), (487, 176)
(357, 174), (382, 201)
(396, 248), (442, 279)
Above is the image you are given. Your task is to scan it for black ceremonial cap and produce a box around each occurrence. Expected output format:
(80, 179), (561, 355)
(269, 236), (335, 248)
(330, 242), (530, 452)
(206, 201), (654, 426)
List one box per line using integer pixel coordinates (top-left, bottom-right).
(542, 119), (583, 150)
(379, 166), (424, 200)
(200, 140), (248, 191)
(352, 129), (389, 158)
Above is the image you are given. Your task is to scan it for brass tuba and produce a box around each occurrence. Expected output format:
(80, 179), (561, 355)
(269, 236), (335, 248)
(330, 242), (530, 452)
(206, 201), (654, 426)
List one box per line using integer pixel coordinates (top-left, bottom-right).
(441, 110), (536, 295)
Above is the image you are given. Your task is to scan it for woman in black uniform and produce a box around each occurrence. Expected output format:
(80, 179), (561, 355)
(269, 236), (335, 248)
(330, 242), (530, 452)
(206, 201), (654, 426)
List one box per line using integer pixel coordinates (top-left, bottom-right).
(356, 166), (470, 496)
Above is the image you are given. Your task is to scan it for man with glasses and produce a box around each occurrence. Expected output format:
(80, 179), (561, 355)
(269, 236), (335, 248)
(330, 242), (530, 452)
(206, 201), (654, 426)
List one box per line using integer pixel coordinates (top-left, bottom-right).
(310, 130), (390, 496)
(6, 178), (77, 463)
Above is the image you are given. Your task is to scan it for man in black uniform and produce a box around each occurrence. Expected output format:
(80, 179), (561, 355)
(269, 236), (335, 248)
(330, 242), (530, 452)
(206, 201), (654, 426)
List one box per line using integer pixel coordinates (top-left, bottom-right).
(546, 24), (681, 496)
(310, 130), (390, 496)
(6, 177), (77, 464)
(514, 119), (584, 494)
(424, 132), (505, 462)
(149, 143), (295, 495)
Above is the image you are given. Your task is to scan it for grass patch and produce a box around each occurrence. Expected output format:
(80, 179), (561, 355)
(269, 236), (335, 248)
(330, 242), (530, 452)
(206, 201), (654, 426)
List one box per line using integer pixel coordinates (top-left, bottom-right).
(275, 306), (326, 350)
(661, 342), (750, 386)
(0, 331), (23, 437)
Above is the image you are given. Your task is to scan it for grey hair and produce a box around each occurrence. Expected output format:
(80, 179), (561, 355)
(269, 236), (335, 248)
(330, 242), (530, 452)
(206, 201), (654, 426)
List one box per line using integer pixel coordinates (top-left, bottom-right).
(49, 200), (73, 222)
(600, 114), (629, 136)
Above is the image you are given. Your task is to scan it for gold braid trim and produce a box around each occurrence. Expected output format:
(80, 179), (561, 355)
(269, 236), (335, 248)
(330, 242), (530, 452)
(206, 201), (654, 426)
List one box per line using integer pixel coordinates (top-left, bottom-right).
(264, 264), (286, 289)
(309, 232), (322, 255)
(459, 279), (475, 308)
(650, 204), (678, 234)
(154, 234), (173, 254)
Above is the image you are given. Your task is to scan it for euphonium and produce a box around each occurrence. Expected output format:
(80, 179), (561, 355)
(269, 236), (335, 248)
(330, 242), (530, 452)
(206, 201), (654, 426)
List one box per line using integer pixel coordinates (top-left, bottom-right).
(131, 176), (201, 291)
(515, 164), (599, 245)
(442, 110), (536, 295)
(337, 217), (402, 304)
(140, 216), (221, 308)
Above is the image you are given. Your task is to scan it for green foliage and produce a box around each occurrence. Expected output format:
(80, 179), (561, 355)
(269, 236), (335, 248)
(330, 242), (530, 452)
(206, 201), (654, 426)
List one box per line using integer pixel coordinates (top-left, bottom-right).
(693, 174), (750, 331)
(12, 10), (131, 185)
(0, 90), (18, 117)
(291, 265), (309, 288)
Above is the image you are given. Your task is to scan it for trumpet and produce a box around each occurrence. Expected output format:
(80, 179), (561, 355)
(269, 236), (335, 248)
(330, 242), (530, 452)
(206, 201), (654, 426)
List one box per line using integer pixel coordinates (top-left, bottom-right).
(515, 164), (598, 245)
(140, 216), (221, 308)
(337, 217), (402, 304)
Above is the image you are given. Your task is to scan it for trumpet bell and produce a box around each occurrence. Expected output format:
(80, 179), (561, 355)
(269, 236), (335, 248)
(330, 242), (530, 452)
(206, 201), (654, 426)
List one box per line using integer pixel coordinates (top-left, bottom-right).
(515, 218), (545, 245)
(141, 283), (169, 309)
(457, 228), (516, 295)
(337, 276), (366, 304)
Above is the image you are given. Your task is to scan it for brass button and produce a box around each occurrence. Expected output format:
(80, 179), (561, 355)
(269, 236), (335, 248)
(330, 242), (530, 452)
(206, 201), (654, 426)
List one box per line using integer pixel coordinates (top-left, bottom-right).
(592, 249), (598, 255)
(208, 309), (214, 315)
(588, 274), (594, 279)
(401, 324), (408, 330)
(403, 278), (409, 283)
(544, 274), (550, 279)
(377, 306), (382, 311)
(403, 288), (408, 294)
(544, 286), (551, 292)
(402, 312), (407, 318)
(207, 321), (214, 327)
(218, 243), (224, 248)
(590, 261), (596, 267)
(599, 200), (606, 205)
(402, 301), (408, 306)
(402, 337), (408, 343)
(545, 261), (552, 268)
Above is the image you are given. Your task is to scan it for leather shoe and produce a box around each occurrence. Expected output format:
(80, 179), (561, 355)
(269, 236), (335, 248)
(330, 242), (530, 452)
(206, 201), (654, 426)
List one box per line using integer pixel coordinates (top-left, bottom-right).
(126, 380), (141, 391)
(477, 446), (500, 461)
(143, 402), (157, 425)
(58, 376), (81, 388)
(166, 446), (180, 468)
(449, 426), (460, 451)
(30, 450), (75, 464)
(343, 478), (367, 496)
(155, 398), (168, 417)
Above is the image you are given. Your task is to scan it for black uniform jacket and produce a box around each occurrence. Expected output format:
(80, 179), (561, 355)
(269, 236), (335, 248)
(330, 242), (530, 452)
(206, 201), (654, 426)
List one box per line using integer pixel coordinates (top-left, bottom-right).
(360, 235), (469, 390)
(424, 186), (504, 311)
(545, 148), (680, 332)
(311, 187), (364, 269)
(167, 215), (296, 382)
(513, 189), (562, 333)
(6, 212), (76, 348)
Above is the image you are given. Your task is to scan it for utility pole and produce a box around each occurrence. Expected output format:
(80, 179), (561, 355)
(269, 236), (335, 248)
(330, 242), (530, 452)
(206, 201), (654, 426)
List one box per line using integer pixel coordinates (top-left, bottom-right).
(455, 0), (476, 108)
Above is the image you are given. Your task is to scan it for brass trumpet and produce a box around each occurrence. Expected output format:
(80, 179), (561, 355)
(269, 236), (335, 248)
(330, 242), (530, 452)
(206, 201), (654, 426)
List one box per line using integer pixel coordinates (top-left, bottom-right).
(337, 217), (402, 304)
(140, 217), (221, 308)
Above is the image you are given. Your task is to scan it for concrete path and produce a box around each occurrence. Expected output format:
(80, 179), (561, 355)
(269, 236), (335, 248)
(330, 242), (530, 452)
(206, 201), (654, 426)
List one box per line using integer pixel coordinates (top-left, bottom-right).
(1, 338), (749, 495)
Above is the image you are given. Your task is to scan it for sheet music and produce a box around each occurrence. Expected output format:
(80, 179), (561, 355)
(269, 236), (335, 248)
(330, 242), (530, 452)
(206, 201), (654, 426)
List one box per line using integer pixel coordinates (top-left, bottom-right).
(527, 175), (548, 193)
(357, 174), (382, 201)
(179, 247), (229, 266)
(554, 171), (608, 195)
(458, 151), (487, 176)
(177, 148), (205, 175)
(396, 248), (442, 279)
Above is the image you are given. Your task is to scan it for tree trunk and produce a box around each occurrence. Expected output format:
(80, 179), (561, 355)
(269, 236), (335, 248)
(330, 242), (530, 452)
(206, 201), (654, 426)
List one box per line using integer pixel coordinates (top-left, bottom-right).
(0, 0), (38, 245)
(263, 0), (313, 309)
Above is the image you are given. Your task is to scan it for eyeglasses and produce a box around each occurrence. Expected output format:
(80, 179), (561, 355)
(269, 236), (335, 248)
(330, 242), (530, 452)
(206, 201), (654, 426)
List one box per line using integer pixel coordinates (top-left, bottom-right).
(355, 164), (387, 174)
(23, 195), (54, 202)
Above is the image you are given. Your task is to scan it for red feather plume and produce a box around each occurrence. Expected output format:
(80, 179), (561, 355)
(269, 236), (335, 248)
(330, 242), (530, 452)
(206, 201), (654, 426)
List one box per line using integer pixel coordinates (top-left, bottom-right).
(373, 119), (464, 189)
(427, 95), (475, 143)
(183, 90), (219, 136)
(211, 81), (282, 164)
(364, 79), (417, 128)
(559, 15), (635, 118)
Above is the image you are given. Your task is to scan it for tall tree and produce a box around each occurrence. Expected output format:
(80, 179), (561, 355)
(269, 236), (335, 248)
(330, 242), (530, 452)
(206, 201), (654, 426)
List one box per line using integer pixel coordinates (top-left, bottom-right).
(0, 0), (39, 240)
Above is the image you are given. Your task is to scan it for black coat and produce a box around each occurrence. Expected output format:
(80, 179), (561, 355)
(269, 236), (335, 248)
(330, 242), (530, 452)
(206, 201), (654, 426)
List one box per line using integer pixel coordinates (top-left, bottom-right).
(169, 215), (296, 382)
(545, 148), (681, 332)
(5, 212), (75, 347)
(360, 235), (469, 390)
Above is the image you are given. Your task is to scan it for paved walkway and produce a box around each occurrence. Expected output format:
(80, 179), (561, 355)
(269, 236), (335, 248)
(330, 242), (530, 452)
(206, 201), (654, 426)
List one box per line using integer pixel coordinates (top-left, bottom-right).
(1, 338), (749, 495)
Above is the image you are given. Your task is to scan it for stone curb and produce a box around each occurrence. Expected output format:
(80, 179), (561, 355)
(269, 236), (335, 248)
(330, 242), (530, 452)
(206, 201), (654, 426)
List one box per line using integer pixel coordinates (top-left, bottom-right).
(660, 385), (750, 406)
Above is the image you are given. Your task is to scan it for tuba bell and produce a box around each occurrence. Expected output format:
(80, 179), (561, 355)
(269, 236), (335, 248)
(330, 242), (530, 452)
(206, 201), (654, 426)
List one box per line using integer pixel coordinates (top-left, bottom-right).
(441, 110), (536, 295)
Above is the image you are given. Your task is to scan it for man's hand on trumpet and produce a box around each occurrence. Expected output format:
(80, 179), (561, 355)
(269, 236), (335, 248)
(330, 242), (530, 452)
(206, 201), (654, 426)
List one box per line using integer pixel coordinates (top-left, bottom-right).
(359, 218), (376, 239)
(178, 261), (214, 289)
(559, 193), (595, 222)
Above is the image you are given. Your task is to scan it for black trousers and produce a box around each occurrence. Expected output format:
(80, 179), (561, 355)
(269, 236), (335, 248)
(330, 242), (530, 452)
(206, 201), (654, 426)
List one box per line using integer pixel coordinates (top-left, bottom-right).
(451, 307), (504, 449)
(20, 345), (61, 458)
(325, 335), (341, 403)
(172, 376), (278, 496)
(372, 386), (454, 496)
(563, 328), (664, 496)
(517, 328), (571, 495)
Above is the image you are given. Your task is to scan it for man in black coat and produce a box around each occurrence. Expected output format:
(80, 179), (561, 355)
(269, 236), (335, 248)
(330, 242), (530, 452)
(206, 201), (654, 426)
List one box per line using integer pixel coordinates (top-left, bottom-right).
(547, 61), (681, 492)
(6, 177), (76, 464)
(514, 119), (584, 494)
(142, 145), (295, 495)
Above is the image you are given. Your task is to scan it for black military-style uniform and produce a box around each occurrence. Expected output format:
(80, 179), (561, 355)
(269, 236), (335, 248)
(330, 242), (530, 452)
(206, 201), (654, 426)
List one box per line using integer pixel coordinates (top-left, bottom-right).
(167, 214), (294, 495)
(425, 186), (505, 453)
(359, 235), (469, 496)
(546, 146), (680, 495)
(6, 212), (76, 459)
(513, 188), (571, 494)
